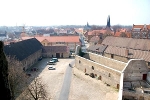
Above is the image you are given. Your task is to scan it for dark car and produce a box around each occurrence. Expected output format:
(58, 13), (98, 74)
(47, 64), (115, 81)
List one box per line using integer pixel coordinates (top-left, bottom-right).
(51, 58), (58, 62)
(38, 57), (42, 61)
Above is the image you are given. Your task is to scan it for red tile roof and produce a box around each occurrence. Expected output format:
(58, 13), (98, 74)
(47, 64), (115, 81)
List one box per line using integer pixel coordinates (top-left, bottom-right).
(114, 32), (121, 37)
(89, 36), (100, 42)
(133, 25), (144, 29)
(114, 32), (131, 38)
(22, 36), (80, 43)
(132, 24), (150, 30)
(88, 30), (107, 35)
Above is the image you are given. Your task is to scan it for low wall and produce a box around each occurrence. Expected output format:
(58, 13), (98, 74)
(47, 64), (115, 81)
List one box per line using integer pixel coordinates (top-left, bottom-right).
(85, 52), (126, 71)
(123, 91), (150, 100)
(75, 55), (122, 88)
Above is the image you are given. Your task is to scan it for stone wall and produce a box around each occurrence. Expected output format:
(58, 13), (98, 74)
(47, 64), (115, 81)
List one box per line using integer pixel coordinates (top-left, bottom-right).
(22, 49), (42, 70)
(123, 91), (150, 100)
(84, 52), (126, 71)
(123, 59), (150, 81)
(75, 55), (122, 88)
(42, 52), (69, 58)
(104, 53), (128, 63)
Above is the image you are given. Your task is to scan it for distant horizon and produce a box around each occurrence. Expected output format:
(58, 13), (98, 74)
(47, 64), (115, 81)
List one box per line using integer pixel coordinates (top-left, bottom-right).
(0, 24), (134, 27)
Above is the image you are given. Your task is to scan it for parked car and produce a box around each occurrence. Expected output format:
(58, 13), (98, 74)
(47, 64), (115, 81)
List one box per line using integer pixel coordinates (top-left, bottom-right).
(38, 56), (42, 61)
(48, 65), (56, 70)
(51, 58), (58, 62)
(47, 60), (55, 65)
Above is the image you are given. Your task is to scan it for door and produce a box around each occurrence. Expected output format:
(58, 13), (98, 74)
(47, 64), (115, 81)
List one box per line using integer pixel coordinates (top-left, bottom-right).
(117, 84), (119, 89)
(56, 53), (60, 58)
(61, 53), (63, 58)
(143, 74), (147, 80)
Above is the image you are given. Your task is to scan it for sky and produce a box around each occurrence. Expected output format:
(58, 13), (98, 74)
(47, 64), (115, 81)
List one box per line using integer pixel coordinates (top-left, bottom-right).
(0, 0), (150, 26)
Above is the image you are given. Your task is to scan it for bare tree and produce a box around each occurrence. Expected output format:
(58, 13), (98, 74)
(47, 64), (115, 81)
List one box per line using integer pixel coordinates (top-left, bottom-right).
(7, 56), (27, 100)
(23, 77), (50, 100)
(7, 56), (50, 100)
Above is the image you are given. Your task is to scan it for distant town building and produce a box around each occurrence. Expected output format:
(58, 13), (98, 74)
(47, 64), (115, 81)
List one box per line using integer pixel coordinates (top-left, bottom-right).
(84, 15), (114, 44)
(21, 36), (81, 52)
(0, 31), (8, 41)
(102, 36), (150, 68)
(42, 46), (70, 58)
(131, 24), (150, 39)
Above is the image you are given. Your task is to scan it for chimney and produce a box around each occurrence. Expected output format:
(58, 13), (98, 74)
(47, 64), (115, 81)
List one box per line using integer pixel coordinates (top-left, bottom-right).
(125, 49), (129, 56)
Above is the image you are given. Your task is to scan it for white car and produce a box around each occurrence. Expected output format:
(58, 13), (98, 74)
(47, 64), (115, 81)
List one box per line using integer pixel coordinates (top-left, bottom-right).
(48, 65), (56, 70)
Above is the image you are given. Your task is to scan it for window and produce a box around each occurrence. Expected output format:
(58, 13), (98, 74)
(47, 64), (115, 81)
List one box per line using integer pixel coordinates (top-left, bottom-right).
(111, 54), (114, 58)
(79, 60), (81, 63)
(109, 73), (111, 77)
(92, 66), (94, 70)
(148, 62), (150, 66)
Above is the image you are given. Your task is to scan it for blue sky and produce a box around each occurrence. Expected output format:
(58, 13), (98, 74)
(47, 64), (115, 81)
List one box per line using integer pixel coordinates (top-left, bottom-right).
(0, 0), (150, 26)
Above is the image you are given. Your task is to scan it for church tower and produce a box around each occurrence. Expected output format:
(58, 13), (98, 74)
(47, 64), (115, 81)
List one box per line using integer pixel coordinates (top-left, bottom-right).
(106, 15), (110, 28)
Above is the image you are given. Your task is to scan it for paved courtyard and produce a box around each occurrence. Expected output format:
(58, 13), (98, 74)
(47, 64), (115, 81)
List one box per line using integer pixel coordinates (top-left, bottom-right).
(17, 58), (118, 100)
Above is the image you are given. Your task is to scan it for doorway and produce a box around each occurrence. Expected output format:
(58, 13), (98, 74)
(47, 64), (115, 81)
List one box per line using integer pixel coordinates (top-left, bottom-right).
(56, 53), (60, 58)
(143, 74), (147, 80)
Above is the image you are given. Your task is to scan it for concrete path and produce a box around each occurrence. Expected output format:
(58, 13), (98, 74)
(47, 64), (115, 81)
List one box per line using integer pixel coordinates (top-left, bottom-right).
(58, 60), (75, 100)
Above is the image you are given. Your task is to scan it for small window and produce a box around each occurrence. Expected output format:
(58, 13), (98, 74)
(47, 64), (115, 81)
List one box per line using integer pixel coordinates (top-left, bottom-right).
(79, 60), (81, 63)
(148, 62), (150, 66)
(92, 66), (94, 70)
(111, 54), (114, 58)
(109, 73), (111, 77)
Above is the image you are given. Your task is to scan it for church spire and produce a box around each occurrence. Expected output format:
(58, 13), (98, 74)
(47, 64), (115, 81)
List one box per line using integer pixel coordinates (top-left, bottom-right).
(87, 22), (90, 27)
(107, 15), (110, 27)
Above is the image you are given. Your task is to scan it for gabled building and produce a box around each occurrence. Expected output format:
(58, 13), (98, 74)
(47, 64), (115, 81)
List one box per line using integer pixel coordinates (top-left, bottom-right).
(0, 31), (8, 41)
(42, 46), (70, 58)
(21, 36), (81, 52)
(75, 52), (150, 100)
(87, 44), (107, 55)
(131, 24), (150, 39)
(101, 36), (150, 68)
(4, 38), (43, 70)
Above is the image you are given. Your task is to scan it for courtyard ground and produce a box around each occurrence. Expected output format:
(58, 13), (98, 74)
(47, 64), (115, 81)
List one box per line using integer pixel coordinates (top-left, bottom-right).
(17, 58), (118, 100)
(69, 67), (119, 100)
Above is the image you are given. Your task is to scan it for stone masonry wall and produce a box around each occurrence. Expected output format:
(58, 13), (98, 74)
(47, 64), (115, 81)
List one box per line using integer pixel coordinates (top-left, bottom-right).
(104, 53), (128, 63)
(85, 52), (126, 71)
(75, 55), (122, 88)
